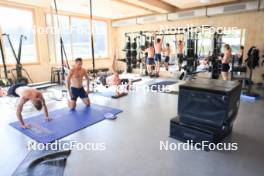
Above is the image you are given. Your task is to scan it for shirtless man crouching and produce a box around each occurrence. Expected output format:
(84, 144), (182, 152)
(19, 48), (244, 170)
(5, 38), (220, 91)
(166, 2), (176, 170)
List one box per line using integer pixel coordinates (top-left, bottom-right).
(7, 84), (51, 129)
(67, 58), (91, 110)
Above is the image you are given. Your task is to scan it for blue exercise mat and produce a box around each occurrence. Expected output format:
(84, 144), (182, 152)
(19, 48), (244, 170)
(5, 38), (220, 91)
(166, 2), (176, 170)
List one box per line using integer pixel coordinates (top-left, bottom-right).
(10, 104), (123, 143)
(240, 94), (261, 102)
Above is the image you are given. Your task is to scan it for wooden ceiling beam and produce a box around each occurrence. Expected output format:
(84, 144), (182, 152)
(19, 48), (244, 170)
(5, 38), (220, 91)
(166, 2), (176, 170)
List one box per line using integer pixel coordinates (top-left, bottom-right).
(113, 0), (157, 14)
(139, 0), (177, 12)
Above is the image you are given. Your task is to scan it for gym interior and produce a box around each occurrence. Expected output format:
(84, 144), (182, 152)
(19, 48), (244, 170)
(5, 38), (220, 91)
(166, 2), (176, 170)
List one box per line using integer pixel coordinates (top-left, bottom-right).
(0, 0), (264, 175)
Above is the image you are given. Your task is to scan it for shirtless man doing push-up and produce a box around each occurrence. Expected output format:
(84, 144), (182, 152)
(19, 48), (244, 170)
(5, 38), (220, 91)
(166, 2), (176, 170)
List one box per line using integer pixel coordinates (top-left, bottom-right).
(8, 84), (50, 129)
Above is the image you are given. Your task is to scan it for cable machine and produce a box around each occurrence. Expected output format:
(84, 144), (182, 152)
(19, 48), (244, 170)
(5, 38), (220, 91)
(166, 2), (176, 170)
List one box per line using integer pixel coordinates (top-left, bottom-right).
(88, 0), (97, 92)
(210, 31), (223, 79)
(2, 34), (33, 84)
(0, 34), (12, 86)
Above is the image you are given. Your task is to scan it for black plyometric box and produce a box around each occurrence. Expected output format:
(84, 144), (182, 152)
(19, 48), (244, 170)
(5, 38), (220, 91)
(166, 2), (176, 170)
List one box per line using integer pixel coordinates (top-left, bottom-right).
(170, 117), (233, 144)
(178, 79), (242, 130)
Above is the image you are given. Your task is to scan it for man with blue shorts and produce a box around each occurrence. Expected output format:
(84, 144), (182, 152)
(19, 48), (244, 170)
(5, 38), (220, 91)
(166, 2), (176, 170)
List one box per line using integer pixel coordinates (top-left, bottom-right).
(66, 58), (90, 110)
(154, 32), (164, 77)
(146, 43), (155, 76)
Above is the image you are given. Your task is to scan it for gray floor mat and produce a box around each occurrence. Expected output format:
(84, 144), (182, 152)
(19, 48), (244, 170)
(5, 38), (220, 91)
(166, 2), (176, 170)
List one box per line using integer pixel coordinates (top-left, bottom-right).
(12, 142), (71, 176)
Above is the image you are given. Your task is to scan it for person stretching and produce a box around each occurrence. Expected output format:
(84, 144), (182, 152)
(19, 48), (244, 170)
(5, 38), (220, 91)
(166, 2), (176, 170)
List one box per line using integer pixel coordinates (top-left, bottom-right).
(99, 49), (131, 96)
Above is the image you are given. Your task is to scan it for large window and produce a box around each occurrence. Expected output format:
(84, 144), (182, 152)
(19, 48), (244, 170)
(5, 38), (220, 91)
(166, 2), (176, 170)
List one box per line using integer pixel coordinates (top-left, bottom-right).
(198, 32), (213, 57)
(54, 15), (72, 62)
(93, 20), (108, 57)
(197, 29), (245, 56)
(162, 35), (177, 55)
(222, 29), (245, 54)
(0, 6), (37, 64)
(46, 14), (108, 62)
(71, 17), (90, 59)
(46, 14), (72, 63)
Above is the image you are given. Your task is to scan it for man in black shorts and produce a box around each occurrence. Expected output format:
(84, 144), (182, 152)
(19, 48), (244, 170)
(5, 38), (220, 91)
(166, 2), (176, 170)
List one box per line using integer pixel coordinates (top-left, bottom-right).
(154, 32), (164, 77)
(146, 43), (155, 76)
(67, 58), (90, 110)
(177, 40), (184, 71)
(163, 43), (171, 71)
(221, 44), (232, 80)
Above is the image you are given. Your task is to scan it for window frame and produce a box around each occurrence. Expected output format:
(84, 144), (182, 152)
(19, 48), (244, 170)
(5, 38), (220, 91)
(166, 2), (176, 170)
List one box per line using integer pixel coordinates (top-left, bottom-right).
(222, 29), (244, 54)
(45, 10), (110, 63)
(0, 3), (40, 67)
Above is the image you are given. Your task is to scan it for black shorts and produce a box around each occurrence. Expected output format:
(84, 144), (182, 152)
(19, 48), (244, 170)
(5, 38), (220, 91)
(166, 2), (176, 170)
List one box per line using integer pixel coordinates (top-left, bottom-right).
(99, 75), (107, 86)
(178, 54), (184, 63)
(165, 56), (170, 63)
(222, 63), (230, 72)
(154, 54), (161, 62)
(147, 58), (155, 65)
(7, 83), (26, 97)
(71, 87), (88, 101)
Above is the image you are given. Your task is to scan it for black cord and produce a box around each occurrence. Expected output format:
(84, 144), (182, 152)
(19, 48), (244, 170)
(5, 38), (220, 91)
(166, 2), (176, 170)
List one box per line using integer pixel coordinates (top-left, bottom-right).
(4, 34), (18, 61)
(89, 0), (96, 80)
(53, 0), (70, 84)
(0, 35), (9, 80)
